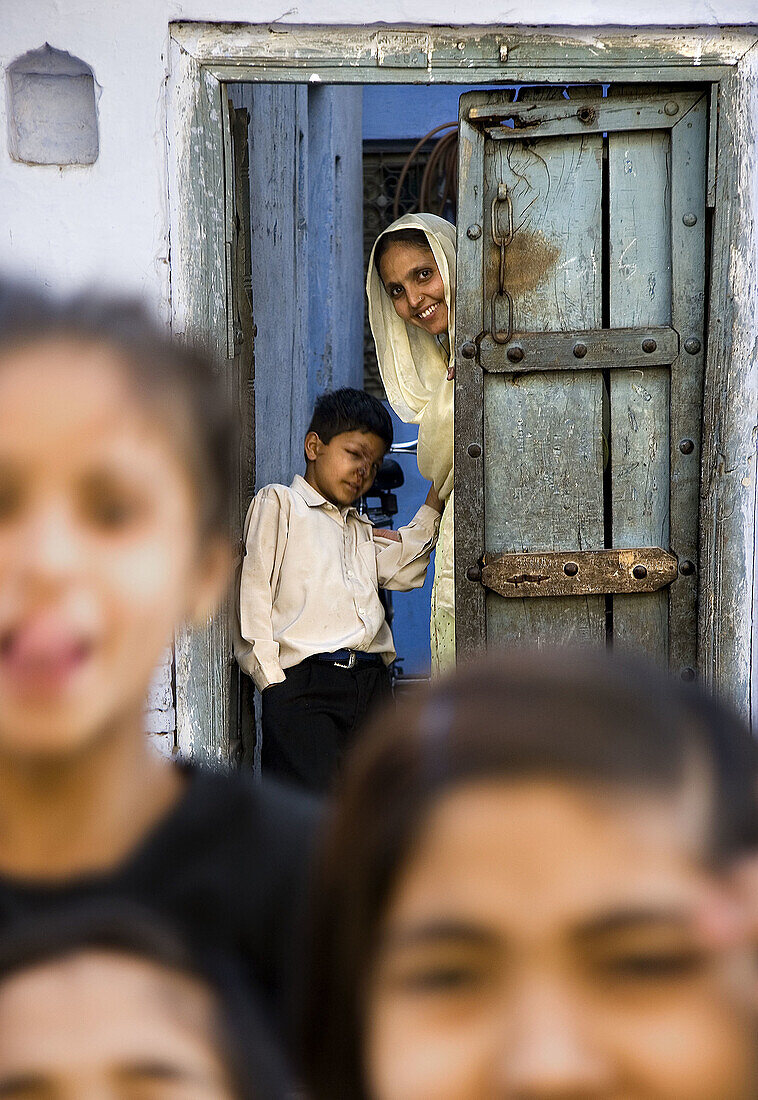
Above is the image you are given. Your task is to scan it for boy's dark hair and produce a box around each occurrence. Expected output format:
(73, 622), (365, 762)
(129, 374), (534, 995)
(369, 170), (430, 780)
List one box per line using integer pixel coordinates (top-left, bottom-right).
(307, 387), (393, 451)
(0, 901), (291, 1100)
(0, 280), (236, 535)
(301, 648), (758, 1100)
(374, 227), (433, 284)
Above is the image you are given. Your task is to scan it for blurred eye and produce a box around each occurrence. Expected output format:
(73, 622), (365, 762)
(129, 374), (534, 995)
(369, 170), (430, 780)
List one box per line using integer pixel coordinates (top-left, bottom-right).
(389, 285), (404, 299)
(397, 964), (483, 993)
(0, 478), (22, 523)
(80, 478), (145, 531)
(418, 268), (433, 280)
(602, 948), (705, 981)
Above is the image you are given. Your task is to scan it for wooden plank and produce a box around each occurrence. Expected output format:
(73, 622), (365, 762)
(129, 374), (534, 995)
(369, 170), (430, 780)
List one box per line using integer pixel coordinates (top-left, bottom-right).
(481, 88), (605, 649)
(608, 124), (671, 663)
(669, 96), (708, 680)
(700, 53), (758, 726)
(454, 109), (487, 659)
(701, 53), (758, 725)
(173, 23), (753, 83)
(227, 88), (257, 765)
(306, 86), (364, 400)
(480, 326), (678, 372)
(473, 91), (703, 134)
(247, 84), (310, 489)
(167, 46), (231, 764)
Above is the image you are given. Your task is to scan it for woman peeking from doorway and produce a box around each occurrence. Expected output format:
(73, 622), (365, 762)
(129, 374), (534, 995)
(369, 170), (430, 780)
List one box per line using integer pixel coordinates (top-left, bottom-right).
(367, 214), (455, 674)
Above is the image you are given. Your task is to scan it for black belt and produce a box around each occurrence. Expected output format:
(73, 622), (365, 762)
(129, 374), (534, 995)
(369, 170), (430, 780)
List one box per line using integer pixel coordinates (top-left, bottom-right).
(308, 650), (385, 670)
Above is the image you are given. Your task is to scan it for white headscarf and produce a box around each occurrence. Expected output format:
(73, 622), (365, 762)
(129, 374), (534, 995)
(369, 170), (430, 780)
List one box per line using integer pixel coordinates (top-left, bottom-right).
(367, 213), (455, 502)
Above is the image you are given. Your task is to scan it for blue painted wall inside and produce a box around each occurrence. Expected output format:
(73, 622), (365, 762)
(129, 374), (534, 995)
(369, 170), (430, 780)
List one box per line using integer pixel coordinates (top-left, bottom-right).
(362, 84), (511, 141)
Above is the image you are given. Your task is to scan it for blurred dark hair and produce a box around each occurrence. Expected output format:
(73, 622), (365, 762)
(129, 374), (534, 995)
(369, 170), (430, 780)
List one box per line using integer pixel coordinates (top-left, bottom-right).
(301, 648), (758, 1100)
(307, 387), (393, 451)
(0, 901), (291, 1100)
(374, 227), (434, 286)
(0, 280), (236, 535)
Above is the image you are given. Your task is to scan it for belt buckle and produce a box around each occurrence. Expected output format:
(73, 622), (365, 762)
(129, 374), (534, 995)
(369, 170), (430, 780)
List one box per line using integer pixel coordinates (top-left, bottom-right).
(334, 651), (357, 670)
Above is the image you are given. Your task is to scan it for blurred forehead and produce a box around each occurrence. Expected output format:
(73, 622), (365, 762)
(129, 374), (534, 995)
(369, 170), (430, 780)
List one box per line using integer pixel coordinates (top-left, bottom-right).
(386, 779), (714, 938)
(0, 949), (222, 1073)
(0, 337), (191, 480)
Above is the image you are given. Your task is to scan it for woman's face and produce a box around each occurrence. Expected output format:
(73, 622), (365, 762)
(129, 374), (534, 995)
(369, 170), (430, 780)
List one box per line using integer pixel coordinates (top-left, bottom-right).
(378, 241), (449, 337)
(366, 779), (758, 1100)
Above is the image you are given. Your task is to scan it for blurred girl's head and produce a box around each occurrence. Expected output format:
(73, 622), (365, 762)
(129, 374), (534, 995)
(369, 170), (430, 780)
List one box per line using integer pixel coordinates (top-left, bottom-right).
(374, 228), (448, 337)
(0, 284), (234, 759)
(0, 903), (289, 1099)
(303, 650), (758, 1100)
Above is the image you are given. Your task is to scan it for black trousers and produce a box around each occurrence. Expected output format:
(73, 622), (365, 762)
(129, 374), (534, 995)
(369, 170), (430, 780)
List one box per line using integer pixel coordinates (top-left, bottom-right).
(261, 658), (392, 794)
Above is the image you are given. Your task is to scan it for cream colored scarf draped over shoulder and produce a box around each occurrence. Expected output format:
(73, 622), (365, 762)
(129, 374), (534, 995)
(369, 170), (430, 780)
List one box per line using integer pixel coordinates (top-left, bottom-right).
(366, 213), (455, 501)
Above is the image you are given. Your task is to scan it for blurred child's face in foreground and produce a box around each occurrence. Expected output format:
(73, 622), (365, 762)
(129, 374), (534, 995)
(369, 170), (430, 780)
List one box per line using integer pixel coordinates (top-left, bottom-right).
(366, 779), (758, 1099)
(0, 948), (237, 1098)
(0, 338), (227, 759)
(304, 429), (385, 508)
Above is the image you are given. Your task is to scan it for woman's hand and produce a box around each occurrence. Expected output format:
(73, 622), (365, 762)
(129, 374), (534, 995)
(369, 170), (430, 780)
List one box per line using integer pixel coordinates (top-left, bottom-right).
(425, 483), (444, 514)
(373, 528), (401, 542)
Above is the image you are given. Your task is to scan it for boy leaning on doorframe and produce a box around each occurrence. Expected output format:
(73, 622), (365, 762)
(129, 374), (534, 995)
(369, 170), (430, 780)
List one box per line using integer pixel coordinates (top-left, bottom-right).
(234, 388), (443, 794)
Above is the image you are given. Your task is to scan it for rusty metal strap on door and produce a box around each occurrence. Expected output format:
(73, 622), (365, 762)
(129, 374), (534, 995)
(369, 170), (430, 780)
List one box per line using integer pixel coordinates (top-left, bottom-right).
(478, 326), (679, 371)
(481, 548), (678, 598)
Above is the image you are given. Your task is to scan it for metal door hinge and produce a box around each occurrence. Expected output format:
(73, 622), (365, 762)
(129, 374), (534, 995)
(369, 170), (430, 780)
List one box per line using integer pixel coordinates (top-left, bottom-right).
(481, 548), (679, 598)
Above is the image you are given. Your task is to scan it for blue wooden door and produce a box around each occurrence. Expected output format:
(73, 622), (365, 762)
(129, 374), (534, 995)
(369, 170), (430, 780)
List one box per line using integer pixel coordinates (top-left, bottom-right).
(455, 87), (708, 678)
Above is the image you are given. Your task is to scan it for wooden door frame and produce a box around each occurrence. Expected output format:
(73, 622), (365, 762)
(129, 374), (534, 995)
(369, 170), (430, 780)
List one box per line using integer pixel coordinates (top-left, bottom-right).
(167, 23), (758, 757)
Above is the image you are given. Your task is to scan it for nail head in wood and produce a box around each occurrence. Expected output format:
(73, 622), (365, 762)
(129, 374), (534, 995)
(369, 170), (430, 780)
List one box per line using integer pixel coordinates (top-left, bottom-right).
(467, 443), (482, 458)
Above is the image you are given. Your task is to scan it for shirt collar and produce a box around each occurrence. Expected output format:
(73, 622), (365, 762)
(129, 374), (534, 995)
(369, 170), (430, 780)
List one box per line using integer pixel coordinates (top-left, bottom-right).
(290, 474), (371, 523)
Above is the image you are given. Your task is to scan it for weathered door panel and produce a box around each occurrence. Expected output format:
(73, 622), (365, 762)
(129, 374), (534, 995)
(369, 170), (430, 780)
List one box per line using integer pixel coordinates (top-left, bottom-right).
(483, 126), (605, 646)
(456, 88), (708, 671)
(608, 127), (671, 661)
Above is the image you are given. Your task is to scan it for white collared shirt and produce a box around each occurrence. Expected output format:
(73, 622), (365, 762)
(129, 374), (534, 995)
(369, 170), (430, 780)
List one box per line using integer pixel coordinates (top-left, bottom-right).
(235, 475), (440, 691)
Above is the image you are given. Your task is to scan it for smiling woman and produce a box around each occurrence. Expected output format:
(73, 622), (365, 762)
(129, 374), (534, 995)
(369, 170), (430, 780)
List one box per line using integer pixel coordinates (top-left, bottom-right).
(367, 214), (456, 673)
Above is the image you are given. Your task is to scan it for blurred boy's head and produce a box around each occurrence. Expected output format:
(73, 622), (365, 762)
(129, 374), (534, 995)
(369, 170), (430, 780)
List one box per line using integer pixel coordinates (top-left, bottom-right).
(0, 904), (289, 1099)
(305, 650), (758, 1100)
(304, 388), (392, 508)
(0, 284), (234, 759)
